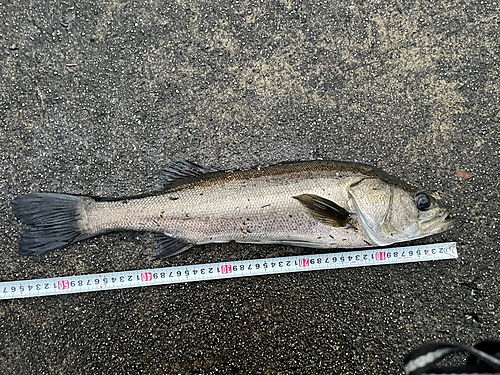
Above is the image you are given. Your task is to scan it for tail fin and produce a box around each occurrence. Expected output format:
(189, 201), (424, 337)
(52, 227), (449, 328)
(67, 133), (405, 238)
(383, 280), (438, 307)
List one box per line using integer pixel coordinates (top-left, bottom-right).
(12, 193), (96, 256)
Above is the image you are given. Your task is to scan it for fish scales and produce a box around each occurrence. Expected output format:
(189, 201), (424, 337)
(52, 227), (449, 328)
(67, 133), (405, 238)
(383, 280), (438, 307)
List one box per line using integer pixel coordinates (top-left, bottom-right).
(83, 168), (370, 248)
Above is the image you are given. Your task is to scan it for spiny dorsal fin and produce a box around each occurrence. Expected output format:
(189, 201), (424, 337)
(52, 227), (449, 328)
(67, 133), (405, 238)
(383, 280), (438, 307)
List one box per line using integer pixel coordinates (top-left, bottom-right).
(293, 194), (351, 227)
(155, 159), (218, 191)
(151, 233), (193, 260)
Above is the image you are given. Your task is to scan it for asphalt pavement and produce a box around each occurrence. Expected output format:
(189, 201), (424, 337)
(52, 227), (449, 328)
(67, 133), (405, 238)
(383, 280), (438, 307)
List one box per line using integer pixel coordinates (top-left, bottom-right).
(1, 0), (499, 374)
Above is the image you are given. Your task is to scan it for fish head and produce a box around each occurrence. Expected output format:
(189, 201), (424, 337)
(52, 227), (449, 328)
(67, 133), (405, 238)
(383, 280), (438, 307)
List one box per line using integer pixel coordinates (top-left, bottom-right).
(348, 178), (454, 245)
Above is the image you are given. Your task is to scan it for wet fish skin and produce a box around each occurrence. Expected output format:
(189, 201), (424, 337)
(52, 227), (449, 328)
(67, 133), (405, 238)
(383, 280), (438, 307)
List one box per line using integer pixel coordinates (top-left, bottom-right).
(12, 159), (454, 259)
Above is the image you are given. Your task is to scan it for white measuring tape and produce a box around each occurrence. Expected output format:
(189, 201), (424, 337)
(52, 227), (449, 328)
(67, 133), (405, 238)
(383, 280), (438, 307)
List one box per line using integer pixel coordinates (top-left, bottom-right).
(1, 242), (457, 300)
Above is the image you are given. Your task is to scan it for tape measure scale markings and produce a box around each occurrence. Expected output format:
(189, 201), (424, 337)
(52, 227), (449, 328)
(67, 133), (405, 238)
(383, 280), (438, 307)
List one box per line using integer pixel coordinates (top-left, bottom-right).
(1, 242), (457, 300)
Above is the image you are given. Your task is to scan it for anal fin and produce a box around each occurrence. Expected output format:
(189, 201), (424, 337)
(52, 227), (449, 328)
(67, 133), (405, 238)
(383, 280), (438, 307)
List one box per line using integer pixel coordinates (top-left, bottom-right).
(152, 233), (193, 260)
(293, 194), (351, 227)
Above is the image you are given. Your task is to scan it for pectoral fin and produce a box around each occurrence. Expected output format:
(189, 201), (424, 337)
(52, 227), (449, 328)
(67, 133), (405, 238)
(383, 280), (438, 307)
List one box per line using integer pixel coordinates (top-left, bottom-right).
(293, 194), (351, 227)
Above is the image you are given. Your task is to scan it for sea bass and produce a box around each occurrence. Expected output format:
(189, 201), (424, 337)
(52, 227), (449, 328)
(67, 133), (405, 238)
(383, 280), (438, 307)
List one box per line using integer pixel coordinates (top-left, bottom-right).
(12, 159), (454, 259)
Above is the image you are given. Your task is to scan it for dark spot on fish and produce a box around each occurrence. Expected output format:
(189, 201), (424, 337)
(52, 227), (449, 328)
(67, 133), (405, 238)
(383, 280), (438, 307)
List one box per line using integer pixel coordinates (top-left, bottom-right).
(329, 235), (335, 239)
(317, 237), (322, 239)
(247, 218), (251, 221)
(349, 223), (359, 231)
(122, 200), (129, 204)
(342, 238), (347, 241)
(210, 237), (213, 240)
(139, 222), (145, 226)
(169, 196), (179, 200)
(246, 229), (252, 233)
(261, 204), (271, 208)
(199, 193), (203, 196)
(287, 213), (292, 218)
(152, 219), (160, 227)
(363, 240), (370, 245)
(160, 211), (165, 218)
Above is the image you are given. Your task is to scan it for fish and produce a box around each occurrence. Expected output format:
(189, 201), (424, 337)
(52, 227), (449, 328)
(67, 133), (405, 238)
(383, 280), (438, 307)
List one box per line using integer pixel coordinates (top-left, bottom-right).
(12, 159), (454, 259)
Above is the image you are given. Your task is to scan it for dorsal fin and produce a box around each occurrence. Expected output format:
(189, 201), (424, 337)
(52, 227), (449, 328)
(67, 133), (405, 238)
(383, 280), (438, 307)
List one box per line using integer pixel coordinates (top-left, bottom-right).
(293, 194), (351, 227)
(154, 159), (218, 191)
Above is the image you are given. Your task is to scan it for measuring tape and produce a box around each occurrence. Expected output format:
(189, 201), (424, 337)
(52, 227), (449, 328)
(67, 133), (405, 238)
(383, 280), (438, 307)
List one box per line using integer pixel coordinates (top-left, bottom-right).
(1, 242), (457, 300)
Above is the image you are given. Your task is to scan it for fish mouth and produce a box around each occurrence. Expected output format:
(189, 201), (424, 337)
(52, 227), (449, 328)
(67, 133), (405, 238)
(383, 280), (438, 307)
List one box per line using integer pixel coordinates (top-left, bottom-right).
(420, 211), (455, 234)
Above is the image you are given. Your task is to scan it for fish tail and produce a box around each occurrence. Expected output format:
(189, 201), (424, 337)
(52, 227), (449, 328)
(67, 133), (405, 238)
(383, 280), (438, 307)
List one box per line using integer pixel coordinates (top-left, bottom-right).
(12, 193), (96, 256)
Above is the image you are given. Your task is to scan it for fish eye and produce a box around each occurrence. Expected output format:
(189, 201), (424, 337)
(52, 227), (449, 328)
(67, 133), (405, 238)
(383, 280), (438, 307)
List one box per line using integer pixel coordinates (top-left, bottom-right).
(415, 192), (432, 211)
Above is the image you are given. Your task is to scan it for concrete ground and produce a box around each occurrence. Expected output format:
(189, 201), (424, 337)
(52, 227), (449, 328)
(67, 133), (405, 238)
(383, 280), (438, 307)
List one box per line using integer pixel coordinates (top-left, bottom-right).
(1, 0), (499, 373)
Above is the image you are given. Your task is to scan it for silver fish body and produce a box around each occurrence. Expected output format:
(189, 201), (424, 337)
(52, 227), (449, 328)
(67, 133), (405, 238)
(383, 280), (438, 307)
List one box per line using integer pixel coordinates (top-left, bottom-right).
(13, 160), (454, 259)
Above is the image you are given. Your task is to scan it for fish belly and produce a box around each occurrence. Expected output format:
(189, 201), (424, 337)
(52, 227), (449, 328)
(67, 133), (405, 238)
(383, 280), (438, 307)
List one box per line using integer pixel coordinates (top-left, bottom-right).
(82, 173), (374, 248)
